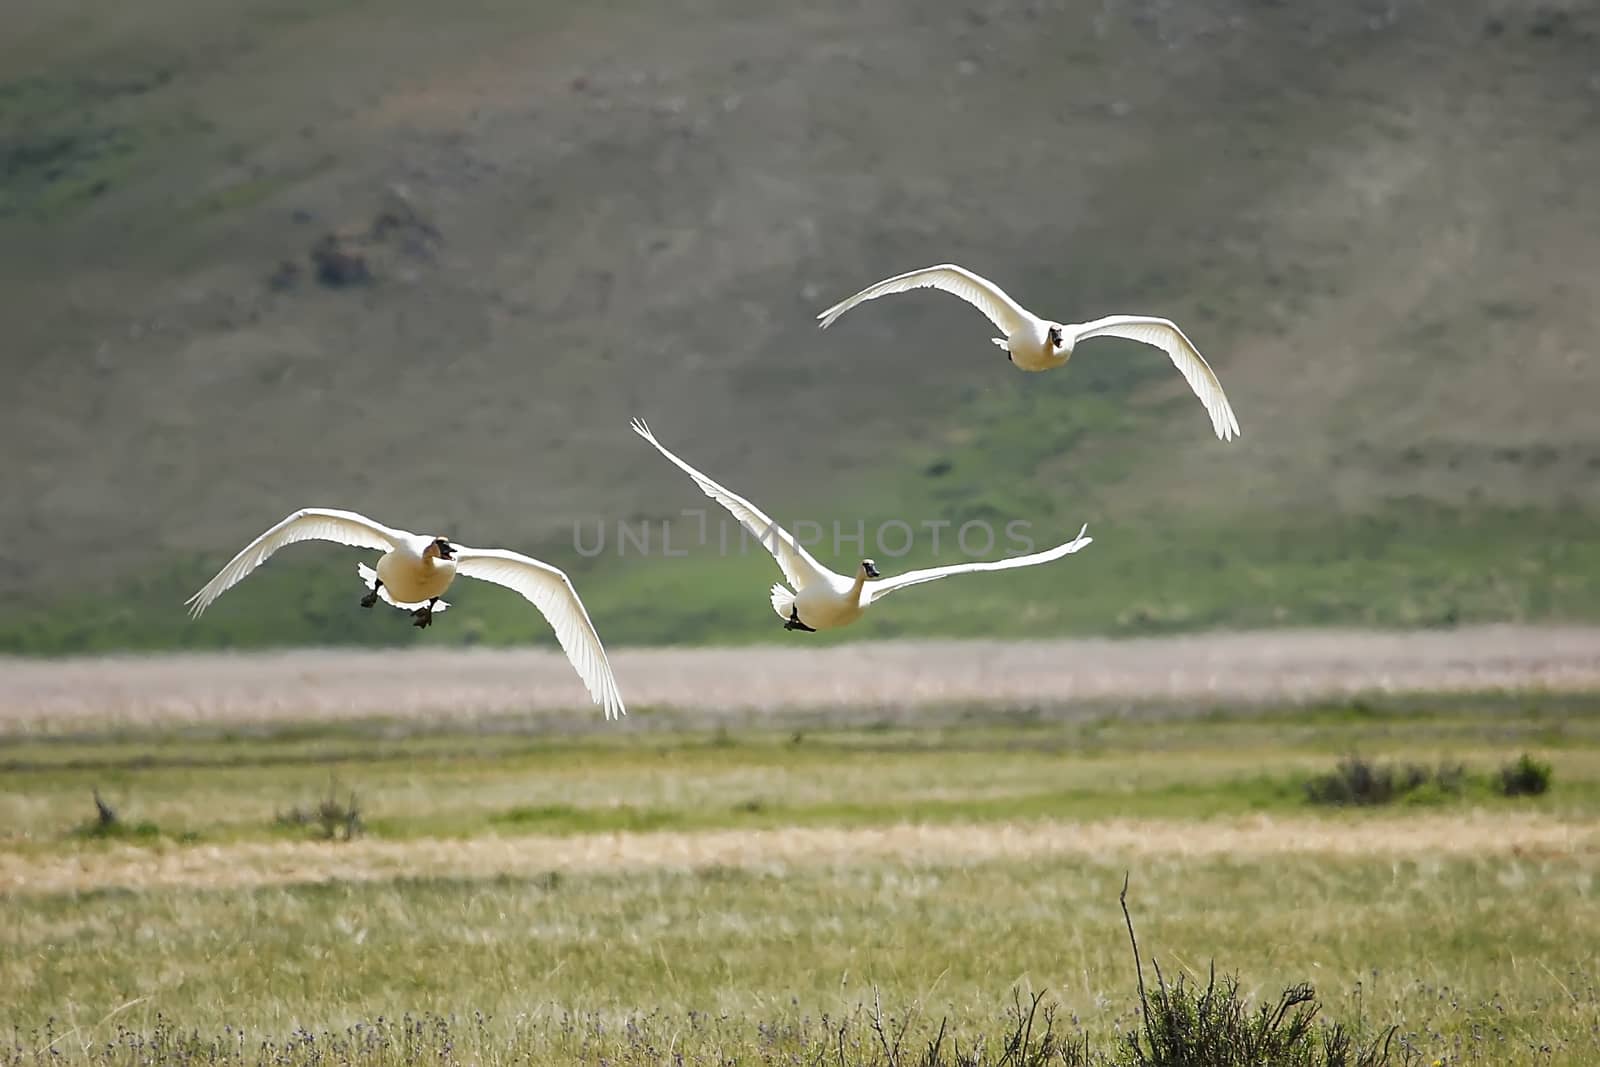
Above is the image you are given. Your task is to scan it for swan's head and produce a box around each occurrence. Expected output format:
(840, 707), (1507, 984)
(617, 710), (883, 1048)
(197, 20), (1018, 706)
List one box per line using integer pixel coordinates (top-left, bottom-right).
(425, 537), (455, 561)
(1046, 324), (1066, 351)
(859, 559), (881, 580)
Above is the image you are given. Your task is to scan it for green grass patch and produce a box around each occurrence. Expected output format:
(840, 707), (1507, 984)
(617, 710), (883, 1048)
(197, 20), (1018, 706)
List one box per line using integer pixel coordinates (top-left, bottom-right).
(67, 816), (163, 842)
(0, 68), (207, 220)
(7, 502), (1600, 654)
(5, 703), (1597, 848)
(64, 789), (167, 842)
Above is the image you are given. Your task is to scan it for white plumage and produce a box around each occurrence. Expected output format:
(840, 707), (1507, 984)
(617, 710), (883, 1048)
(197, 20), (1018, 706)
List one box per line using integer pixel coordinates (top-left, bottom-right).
(186, 507), (625, 719)
(632, 420), (1093, 632)
(818, 262), (1241, 441)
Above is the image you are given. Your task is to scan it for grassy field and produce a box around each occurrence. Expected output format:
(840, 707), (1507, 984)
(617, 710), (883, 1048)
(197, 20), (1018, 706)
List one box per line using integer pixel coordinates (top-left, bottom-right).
(9, 501), (1600, 655)
(3, 650), (1598, 1064)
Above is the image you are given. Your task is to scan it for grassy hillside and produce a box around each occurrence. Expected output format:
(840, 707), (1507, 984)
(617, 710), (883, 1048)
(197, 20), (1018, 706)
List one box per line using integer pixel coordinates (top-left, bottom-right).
(4, 0), (1599, 650)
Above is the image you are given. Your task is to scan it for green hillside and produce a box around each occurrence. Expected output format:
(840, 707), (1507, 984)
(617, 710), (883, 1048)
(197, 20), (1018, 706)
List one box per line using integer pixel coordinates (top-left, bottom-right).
(4, 0), (1598, 651)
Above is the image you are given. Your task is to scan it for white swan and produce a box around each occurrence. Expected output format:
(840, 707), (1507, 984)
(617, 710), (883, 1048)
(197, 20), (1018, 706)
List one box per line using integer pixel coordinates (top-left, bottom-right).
(185, 508), (625, 719)
(631, 420), (1092, 632)
(817, 263), (1240, 441)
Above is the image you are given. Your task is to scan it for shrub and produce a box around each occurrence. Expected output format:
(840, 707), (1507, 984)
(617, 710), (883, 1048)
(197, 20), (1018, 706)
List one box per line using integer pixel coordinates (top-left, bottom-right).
(275, 776), (363, 840)
(1115, 877), (1400, 1067)
(1497, 753), (1552, 797)
(1304, 755), (1464, 806)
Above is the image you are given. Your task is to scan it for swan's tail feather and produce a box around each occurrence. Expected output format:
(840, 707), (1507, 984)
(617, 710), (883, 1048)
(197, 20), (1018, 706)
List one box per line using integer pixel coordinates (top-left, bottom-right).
(357, 562), (450, 613)
(770, 583), (796, 621)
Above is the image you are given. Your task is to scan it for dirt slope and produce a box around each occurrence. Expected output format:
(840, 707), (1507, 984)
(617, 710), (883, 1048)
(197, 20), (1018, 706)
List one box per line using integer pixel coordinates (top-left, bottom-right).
(2, 0), (1597, 615)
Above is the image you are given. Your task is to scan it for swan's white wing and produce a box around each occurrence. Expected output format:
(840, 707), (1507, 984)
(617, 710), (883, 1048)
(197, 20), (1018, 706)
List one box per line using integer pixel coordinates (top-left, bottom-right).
(816, 263), (1034, 336)
(1070, 316), (1241, 441)
(862, 525), (1093, 606)
(630, 418), (831, 589)
(186, 508), (404, 617)
(452, 547), (625, 720)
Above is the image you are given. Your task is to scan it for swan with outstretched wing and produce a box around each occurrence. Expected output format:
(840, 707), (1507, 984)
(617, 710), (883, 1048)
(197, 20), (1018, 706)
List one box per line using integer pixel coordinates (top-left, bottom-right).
(818, 262), (1240, 441)
(186, 507), (625, 719)
(631, 420), (1092, 633)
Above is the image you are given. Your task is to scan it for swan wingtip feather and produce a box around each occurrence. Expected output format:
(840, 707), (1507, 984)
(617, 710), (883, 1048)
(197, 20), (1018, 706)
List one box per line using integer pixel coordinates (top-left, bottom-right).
(184, 587), (211, 617)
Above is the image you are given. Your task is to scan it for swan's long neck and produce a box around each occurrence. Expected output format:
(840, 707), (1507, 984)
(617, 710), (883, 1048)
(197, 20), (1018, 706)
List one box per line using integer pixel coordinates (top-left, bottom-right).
(848, 572), (868, 605)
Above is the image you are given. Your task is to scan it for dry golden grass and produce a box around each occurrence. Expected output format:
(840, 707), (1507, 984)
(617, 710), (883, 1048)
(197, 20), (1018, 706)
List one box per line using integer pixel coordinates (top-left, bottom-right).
(4, 625), (1599, 735)
(6, 810), (1592, 895)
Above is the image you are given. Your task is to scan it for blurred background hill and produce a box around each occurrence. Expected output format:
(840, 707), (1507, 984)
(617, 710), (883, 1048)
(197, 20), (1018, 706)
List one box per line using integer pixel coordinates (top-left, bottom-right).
(3, 0), (1598, 652)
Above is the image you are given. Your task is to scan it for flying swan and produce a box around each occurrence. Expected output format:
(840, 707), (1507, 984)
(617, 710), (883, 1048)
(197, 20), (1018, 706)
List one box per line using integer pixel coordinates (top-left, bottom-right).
(631, 419), (1093, 632)
(185, 508), (626, 719)
(817, 262), (1241, 441)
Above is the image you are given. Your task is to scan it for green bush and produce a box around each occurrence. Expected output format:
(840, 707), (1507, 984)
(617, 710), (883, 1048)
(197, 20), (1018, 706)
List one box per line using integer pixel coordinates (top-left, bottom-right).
(1498, 753), (1553, 797)
(1304, 755), (1464, 806)
(1120, 970), (1396, 1067)
(1114, 877), (1400, 1067)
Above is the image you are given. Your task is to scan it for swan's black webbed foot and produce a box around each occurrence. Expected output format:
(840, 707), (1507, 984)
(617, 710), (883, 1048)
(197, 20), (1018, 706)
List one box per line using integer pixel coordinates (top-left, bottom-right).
(411, 599), (438, 628)
(784, 608), (816, 633)
(360, 579), (383, 609)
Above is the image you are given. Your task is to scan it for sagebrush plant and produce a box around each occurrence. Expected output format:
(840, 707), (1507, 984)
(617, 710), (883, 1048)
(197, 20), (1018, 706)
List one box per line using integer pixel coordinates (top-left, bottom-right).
(1120, 971), (1398, 1067)
(1303, 755), (1467, 806)
(274, 775), (363, 841)
(1115, 877), (1405, 1067)
(1497, 753), (1553, 797)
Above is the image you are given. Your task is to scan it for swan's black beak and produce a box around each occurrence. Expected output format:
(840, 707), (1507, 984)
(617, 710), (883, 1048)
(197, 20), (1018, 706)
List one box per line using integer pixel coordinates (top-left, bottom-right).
(435, 540), (455, 560)
(864, 561), (881, 579)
